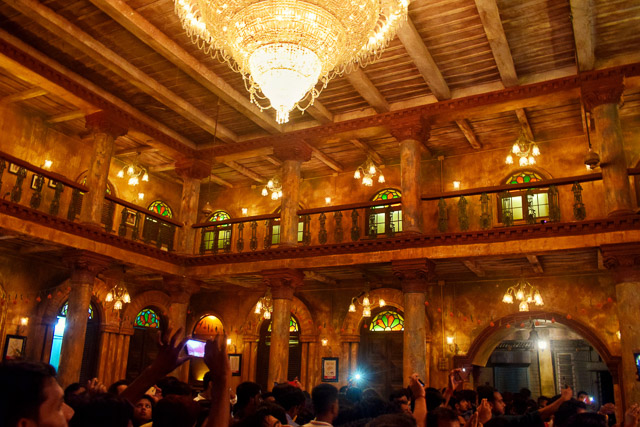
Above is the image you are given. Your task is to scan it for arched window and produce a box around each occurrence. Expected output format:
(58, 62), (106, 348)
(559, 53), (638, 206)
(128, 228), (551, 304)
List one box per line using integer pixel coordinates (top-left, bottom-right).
(147, 200), (173, 218)
(143, 200), (174, 247)
(203, 211), (232, 252)
(257, 315), (301, 390)
(193, 315), (224, 336)
(268, 207), (307, 246)
(367, 189), (402, 236)
(135, 308), (161, 328)
(498, 171), (549, 224)
(370, 309), (404, 331)
(267, 316), (300, 333)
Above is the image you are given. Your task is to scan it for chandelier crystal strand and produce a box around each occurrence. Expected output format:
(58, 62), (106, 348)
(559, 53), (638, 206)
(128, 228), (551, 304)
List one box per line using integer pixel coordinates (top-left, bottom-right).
(175, 0), (409, 123)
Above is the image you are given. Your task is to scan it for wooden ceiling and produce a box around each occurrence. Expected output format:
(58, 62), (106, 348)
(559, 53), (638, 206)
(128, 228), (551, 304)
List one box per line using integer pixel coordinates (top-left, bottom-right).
(1, 0), (640, 187)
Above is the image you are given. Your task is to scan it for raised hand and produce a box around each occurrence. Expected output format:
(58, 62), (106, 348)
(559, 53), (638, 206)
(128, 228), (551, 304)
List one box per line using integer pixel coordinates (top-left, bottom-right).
(149, 327), (190, 376)
(560, 386), (573, 402)
(86, 377), (106, 395)
(409, 373), (425, 399)
(625, 403), (640, 427)
(477, 399), (492, 425)
(204, 333), (230, 382)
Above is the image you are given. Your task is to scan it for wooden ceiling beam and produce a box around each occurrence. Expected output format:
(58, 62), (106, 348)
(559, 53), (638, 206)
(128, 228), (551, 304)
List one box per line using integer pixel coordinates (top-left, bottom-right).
(474, 0), (518, 87)
(309, 145), (343, 172)
(462, 259), (486, 277)
(303, 270), (337, 285)
(5, 0), (238, 142)
(46, 110), (84, 124)
(224, 161), (266, 183)
(115, 146), (158, 156)
(526, 255), (544, 274)
(305, 102), (334, 125)
(262, 155), (282, 167)
(206, 174), (234, 189)
(149, 163), (175, 173)
(345, 68), (390, 113)
(88, 0), (281, 134)
(515, 108), (534, 140)
(218, 276), (257, 288)
(397, 18), (451, 100)
(455, 119), (482, 149)
(569, 0), (595, 71)
(1, 87), (47, 103)
(349, 138), (384, 165)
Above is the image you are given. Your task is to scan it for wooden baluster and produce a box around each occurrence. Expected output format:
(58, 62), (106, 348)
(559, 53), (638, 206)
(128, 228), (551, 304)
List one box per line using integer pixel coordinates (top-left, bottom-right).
(29, 174), (44, 209)
(131, 212), (140, 241)
(200, 227), (207, 254)
(437, 198), (448, 232)
(212, 225), (219, 254)
(236, 223), (245, 252)
(10, 167), (27, 203)
(302, 214), (311, 246)
(458, 196), (469, 231)
(479, 193), (491, 230)
(250, 221), (258, 251)
(155, 223), (164, 249)
(223, 226), (232, 253)
(166, 225), (175, 251)
(0, 159), (5, 189)
(318, 213), (327, 245)
(143, 216), (152, 244)
(334, 211), (343, 243)
(368, 211), (377, 239)
(499, 191), (513, 227)
(385, 205), (394, 238)
(264, 219), (272, 250)
(118, 206), (128, 237)
(104, 200), (115, 232)
(350, 209), (360, 241)
(67, 188), (81, 221)
(572, 182), (586, 220)
(548, 185), (561, 222)
(526, 189), (537, 224)
(49, 182), (64, 216)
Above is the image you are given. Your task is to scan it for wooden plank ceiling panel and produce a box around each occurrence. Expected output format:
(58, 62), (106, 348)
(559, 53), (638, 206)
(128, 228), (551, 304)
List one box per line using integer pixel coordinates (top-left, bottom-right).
(19, 95), (77, 117)
(467, 111), (521, 150)
(319, 75), (369, 114)
(525, 101), (583, 141)
(0, 69), (33, 96)
(594, 0), (640, 61)
(498, 0), (576, 78)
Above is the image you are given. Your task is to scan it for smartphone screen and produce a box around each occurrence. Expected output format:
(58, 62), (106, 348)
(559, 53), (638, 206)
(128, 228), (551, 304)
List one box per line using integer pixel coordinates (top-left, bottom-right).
(185, 339), (206, 358)
(635, 352), (640, 381)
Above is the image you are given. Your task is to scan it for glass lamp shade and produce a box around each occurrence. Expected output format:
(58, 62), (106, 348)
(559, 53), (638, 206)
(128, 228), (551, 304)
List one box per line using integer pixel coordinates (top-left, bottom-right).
(123, 292), (131, 304)
(354, 170), (361, 179)
(362, 296), (370, 306)
(518, 301), (529, 312)
(505, 154), (514, 165)
(378, 298), (386, 307)
(348, 303), (356, 313)
(114, 300), (123, 310)
(378, 174), (385, 183)
(502, 293), (513, 304)
(263, 311), (271, 320)
(106, 292), (113, 302)
(516, 290), (524, 300)
(362, 307), (371, 317)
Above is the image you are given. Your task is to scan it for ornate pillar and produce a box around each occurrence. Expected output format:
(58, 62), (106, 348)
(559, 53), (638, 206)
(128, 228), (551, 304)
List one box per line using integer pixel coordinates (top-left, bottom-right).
(393, 258), (434, 384)
(165, 276), (201, 382)
(262, 269), (304, 389)
(582, 77), (633, 216)
(390, 118), (429, 234)
(58, 252), (110, 387)
(174, 158), (211, 254)
(80, 112), (127, 225)
(273, 139), (312, 247)
(602, 243), (640, 410)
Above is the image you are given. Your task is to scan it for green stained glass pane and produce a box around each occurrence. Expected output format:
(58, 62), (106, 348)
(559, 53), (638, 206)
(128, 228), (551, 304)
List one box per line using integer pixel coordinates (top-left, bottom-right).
(208, 211), (230, 222)
(60, 301), (94, 319)
(267, 316), (299, 333)
(372, 189), (401, 202)
(147, 201), (173, 218)
(369, 310), (404, 332)
(135, 308), (160, 328)
(506, 171), (543, 186)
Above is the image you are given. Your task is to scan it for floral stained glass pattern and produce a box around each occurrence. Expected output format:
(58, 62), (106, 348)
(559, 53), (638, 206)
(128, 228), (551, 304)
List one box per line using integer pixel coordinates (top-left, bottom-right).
(370, 310), (404, 331)
(208, 211), (230, 222)
(506, 172), (543, 185)
(193, 315), (224, 336)
(147, 201), (173, 218)
(135, 308), (160, 328)
(60, 302), (94, 319)
(372, 189), (401, 201)
(267, 316), (300, 333)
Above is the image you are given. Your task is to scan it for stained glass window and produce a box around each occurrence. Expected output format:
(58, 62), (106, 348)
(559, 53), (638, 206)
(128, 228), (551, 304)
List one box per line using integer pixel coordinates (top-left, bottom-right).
(203, 211), (232, 251)
(369, 189), (402, 235)
(59, 301), (94, 319)
(372, 188), (401, 201)
(135, 308), (160, 328)
(267, 316), (300, 333)
(506, 171), (543, 185)
(208, 211), (230, 222)
(193, 315), (224, 336)
(370, 310), (404, 331)
(147, 201), (173, 218)
(500, 172), (548, 223)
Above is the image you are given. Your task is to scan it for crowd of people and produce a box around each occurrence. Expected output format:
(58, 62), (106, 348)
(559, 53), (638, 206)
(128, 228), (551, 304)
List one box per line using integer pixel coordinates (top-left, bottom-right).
(1, 328), (640, 427)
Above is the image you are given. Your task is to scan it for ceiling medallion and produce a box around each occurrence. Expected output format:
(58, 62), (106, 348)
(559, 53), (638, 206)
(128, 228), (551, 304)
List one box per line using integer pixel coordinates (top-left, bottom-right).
(174, 0), (409, 124)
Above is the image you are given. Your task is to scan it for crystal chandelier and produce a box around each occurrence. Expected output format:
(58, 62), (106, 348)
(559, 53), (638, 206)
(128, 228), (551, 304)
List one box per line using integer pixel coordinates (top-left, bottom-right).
(254, 289), (273, 319)
(354, 157), (385, 187)
(116, 156), (149, 187)
(501, 277), (543, 312)
(505, 132), (540, 167)
(261, 176), (283, 200)
(349, 290), (385, 318)
(174, 0), (409, 124)
(105, 282), (131, 311)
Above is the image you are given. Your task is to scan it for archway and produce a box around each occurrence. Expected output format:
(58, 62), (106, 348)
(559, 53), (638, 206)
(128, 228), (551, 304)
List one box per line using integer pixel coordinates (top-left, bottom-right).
(125, 306), (164, 382)
(256, 314), (301, 391)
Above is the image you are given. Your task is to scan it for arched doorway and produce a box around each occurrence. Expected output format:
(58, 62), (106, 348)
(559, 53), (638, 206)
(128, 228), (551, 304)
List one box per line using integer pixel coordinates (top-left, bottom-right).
(256, 315), (301, 391)
(126, 307), (163, 382)
(358, 308), (405, 399)
(49, 300), (101, 384)
(188, 314), (225, 384)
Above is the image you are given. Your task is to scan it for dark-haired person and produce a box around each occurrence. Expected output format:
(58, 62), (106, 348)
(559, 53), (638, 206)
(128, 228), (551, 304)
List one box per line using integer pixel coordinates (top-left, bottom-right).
(0, 361), (75, 427)
(301, 383), (339, 427)
(133, 395), (154, 427)
(233, 381), (262, 421)
(108, 380), (129, 396)
(68, 393), (133, 427)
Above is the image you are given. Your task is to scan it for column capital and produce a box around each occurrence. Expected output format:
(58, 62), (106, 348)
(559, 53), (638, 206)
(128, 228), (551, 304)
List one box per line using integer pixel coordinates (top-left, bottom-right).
(389, 116), (431, 143)
(601, 243), (640, 282)
(392, 258), (435, 292)
(581, 76), (625, 112)
(273, 138), (312, 163)
(85, 111), (127, 139)
(262, 269), (304, 299)
(163, 276), (202, 303)
(62, 250), (112, 282)
(174, 157), (212, 180)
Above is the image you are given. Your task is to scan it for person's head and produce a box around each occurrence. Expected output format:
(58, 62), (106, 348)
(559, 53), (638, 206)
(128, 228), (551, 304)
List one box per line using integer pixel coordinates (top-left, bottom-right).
(152, 396), (199, 427)
(311, 384), (339, 421)
(566, 413), (607, 427)
(538, 396), (549, 408)
(277, 388), (305, 417)
(519, 388), (532, 400)
(201, 371), (212, 395)
(235, 382), (262, 416)
(346, 387), (363, 404)
(235, 403), (287, 427)
(425, 388), (444, 412)
(133, 395), (154, 424)
(63, 384), (85, 401)
(390, 389), (411, 415)
(107, 380), (129, 396)
(426, 407), (460, 427)
(156, 377), (191, 398)
(553, 399), (588, 427)
(68, 393), (133, 427)
(0, 361), (74, 427)
(577, 391), (589, 403)
(477, 385), (505, 416)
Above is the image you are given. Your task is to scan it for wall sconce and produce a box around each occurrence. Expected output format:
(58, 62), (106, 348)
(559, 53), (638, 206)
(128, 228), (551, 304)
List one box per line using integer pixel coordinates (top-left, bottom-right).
(226, 338), (236, 353)
(42, 160), (53, 170)
(325, 197), (331, 205)
(537, 340), (548, 350)
(321, 338), (328, 346)
(137, 192), (145, 201)
(242, 208), (248, 215)
(446, 336), (459, 354)
(453, 181), (460, 190)
(20, 317), (29, 326)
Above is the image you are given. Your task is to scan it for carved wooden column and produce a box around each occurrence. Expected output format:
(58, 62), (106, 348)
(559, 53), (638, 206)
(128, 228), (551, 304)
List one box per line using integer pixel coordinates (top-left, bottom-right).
(175, 158), (211, 254)
(80, 112), (127, 225)
(393, 258), (434, 385)
(273, 139), (312, 247)
(165, 276), (201, 382)
(58, 251), (110, 387)
(390, 119), (429, 234)
(582, 77), (633, 215)
(262, 269), (304, 389)
(603, 243), (640, 411)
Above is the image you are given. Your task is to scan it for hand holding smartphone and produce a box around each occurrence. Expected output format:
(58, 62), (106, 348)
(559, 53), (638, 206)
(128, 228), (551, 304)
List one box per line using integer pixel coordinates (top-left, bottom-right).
(185, 339), (206, 358)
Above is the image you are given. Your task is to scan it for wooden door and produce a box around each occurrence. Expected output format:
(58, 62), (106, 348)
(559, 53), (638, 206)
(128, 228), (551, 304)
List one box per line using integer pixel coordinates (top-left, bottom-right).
(358, 331), (403, 399)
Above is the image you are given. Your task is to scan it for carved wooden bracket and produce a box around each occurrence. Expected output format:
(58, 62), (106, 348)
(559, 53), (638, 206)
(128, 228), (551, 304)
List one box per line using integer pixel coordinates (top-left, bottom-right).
(85, 111), (127, 139)
(273, 137), (312, 163)
(600, 243), (640, 283)
(262, 268), (305, 299)
(581, 75), (625, 112)
(392, 258), (436, 292)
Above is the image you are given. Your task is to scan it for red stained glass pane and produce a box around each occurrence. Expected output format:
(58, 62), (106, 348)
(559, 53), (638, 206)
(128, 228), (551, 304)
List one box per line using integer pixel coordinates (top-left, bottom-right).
(135, 308), (160, 328)
(208, 211), (231, 222)
(147, 201), (173, 218)
(372, 189), (401, 202)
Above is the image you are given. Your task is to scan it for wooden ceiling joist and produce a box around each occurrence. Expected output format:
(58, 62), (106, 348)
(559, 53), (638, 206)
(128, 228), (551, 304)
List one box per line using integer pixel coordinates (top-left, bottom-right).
(569, 0), (595, 71)
(349, 139), (384, 165)
(526, 255), (544, 274)
(5, 0), (238, 142)
(345, 68), (390, 113)
(305, 102), (334, 125)
(207, 174), (234, 189)
(455, 120), (482, 149)
(218, 276), (258, 288)
(462, 259), (486, 277)
(515, 108), (535, 140)
(262, 155), (282, 167)
(0, 87), (47, 103)
(303, 270), (337, 285)
(149, 163), (175, 173)
(309, 145), (343, 172)
(46, 110), (84, 124)
(224, 161), (265, 183)
(115, 146), (158, 156)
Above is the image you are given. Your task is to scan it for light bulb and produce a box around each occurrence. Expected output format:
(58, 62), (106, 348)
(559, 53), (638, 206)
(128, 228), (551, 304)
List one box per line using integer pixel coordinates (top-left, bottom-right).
(325, 197), (331, 204)
(271, 192), (278, 200)
(127, 165), (134, 175)
(586, 164), (591, 170)
(512, 143), (520, 154)
(277, 191), (282, 198)
(256, 301), (262, 311)
(528, 156), (536, 165)
(378, 298), (386, 307)
(502, 293), (513, 304)
(532, 145), (540, 156)
(106, 292), (113, 302)
(354, 170), (361, 179)
(453, 181), (460, 189)
(518, 301), (529, 312)
(538, 340), (547, 350)
(138, 193), (145, 200)
(349, 303), (356, 312)
(117, 170), (124, 178)
(262, 187), (268, 197)
(505, 155), (513, 165)
(20, 317), (29, 326)
(263, 310), (271, 320)
(362, 296), (370, 306)
(242, 208), (248, 215)
(362, 307), (371, 317)
(123, 292), (131, 304)
(321, 338), (328, 346)
(363, 176), (373, 186)
(378, 174), (385, 183)
(114, 300), (123, 310)
(446, 336), (454, 345)
(516, 290), (524, 300)
(226, 338), (232, 346)
(142, 172), (149, 182)
(519, 156), (528, 167)
(368, 164), (376, 175)
(43, 160), (53, 169)
(267, 179), (274, 188)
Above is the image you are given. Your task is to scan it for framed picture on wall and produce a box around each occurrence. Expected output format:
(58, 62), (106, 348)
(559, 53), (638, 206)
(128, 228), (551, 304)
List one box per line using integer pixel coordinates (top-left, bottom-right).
(3, 335), (26, 361)
(8, 163), (20, 174)
(125, 209), (138, 227)
(48, 179), (59, 189)
(322, 357), (338, 382)
(229, 354), (242, 376)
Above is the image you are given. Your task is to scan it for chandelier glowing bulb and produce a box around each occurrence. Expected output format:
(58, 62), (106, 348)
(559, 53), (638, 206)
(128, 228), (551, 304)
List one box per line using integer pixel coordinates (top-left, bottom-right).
(349, 290), (385, 318)
(175, 0), (409, 123)
(255, 290), (273, 319)
(116, 156), (149, 187)
(505, 132), (540, 167)
(262, 176), (283, 200)
(501, 277), (543, 312)
(354, 157), (385, 187)
(106, 283), (131, 311)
